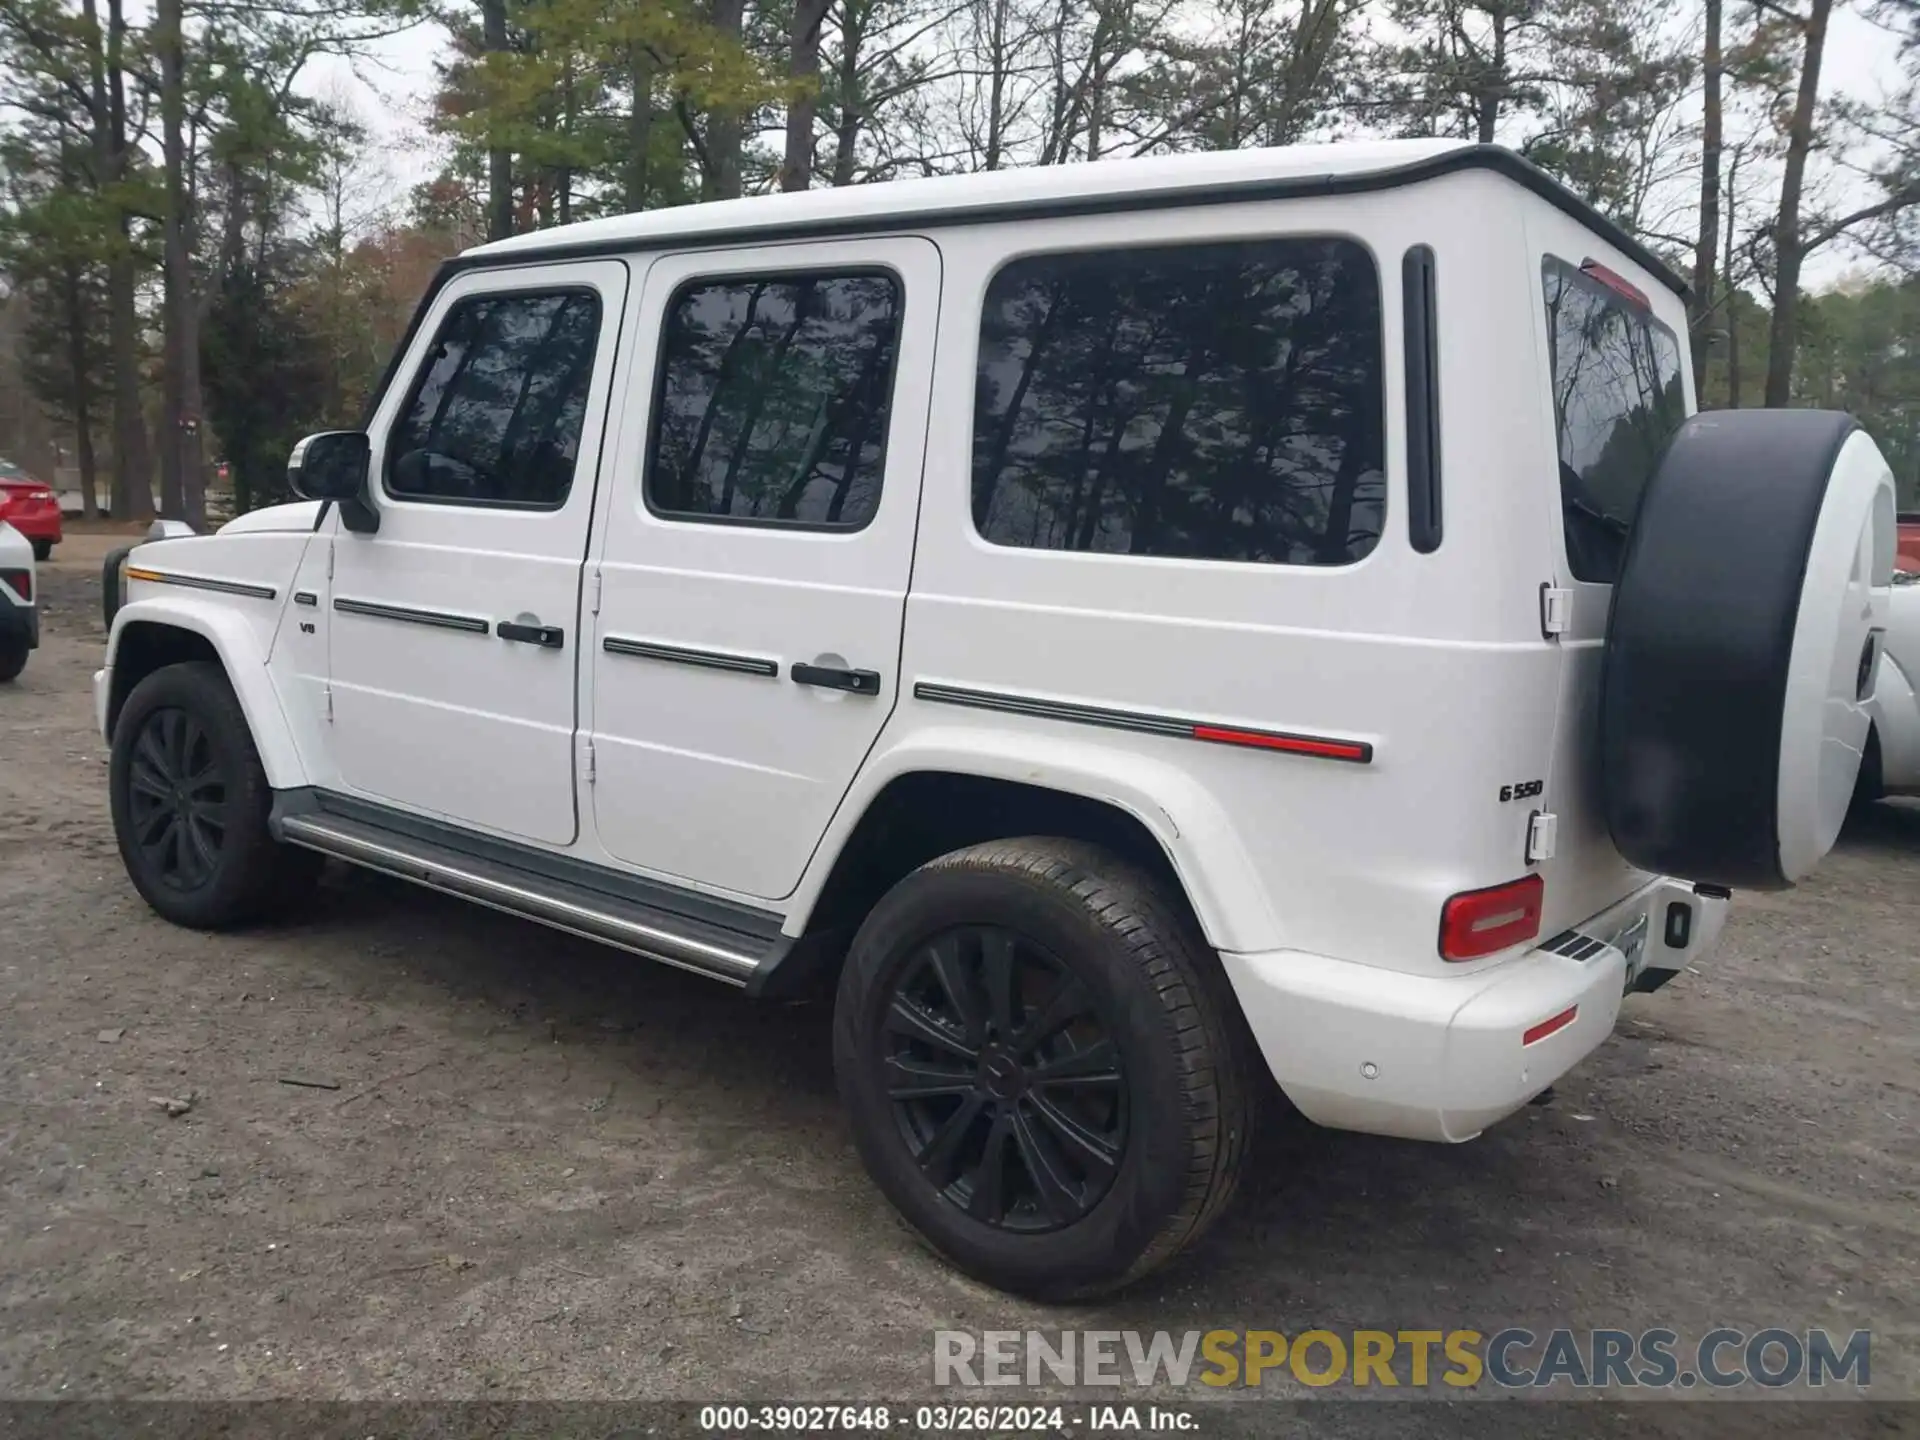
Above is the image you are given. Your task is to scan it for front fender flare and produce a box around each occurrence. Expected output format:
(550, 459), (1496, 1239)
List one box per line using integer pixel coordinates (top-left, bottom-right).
(791, 724), (1282, 953)
(104, 598), (308, 790)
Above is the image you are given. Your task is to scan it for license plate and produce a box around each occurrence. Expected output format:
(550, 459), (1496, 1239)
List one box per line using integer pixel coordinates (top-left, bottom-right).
(1613, 914), (1649, 979)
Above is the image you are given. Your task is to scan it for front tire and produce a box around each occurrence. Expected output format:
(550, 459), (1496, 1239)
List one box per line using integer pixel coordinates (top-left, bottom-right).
(109, 661), (320, 929)
(30, 538), (52, 563)
(833, 838), (1249, 1299)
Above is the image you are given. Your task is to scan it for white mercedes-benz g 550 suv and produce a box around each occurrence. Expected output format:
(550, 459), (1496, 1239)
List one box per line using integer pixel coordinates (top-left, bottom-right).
(97, 139), (1898, 1298)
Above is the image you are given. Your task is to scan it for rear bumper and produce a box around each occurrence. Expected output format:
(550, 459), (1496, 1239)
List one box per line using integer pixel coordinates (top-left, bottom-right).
(1220, 877), (1728, 1143)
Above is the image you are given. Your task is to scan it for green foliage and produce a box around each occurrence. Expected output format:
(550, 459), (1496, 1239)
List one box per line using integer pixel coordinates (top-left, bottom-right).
(425, 0), (787, 222)
(1793, 278), (1920, 507)
(203, 258), (329, 512)
(0, 0), (1913, 522)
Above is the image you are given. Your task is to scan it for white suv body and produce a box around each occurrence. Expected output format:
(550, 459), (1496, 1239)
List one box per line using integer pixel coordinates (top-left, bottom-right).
(95, 139), (1897, 1296)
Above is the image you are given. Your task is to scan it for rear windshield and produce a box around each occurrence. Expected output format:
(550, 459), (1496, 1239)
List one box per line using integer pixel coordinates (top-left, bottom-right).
(1542, 257), (1685, 583)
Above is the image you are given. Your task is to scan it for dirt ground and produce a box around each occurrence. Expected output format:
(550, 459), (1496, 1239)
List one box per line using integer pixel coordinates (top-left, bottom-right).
(2, 533), (1916, 1432)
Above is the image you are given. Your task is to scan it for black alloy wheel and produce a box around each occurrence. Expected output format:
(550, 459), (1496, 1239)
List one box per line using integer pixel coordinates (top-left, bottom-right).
(124, 706), (230, 891)
(881, 924), (1128, 1233)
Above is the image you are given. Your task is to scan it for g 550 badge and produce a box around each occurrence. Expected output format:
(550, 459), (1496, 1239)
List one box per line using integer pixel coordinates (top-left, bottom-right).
(1501, 779), (1544, 802)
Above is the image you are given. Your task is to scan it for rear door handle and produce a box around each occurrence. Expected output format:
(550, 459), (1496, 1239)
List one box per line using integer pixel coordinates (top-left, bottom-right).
(791, 662), (881, 695)
(497, 620), (564, 649)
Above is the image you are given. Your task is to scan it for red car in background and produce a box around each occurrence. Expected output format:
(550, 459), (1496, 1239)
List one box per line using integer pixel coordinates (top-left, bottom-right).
(1900, 513), (1920, 575)
(0, 459), (60, 562)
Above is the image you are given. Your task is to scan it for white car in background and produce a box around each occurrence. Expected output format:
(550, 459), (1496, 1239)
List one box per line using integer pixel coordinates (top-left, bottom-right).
(0, 518), (37, 682)
(1859, 572), (1920, 806)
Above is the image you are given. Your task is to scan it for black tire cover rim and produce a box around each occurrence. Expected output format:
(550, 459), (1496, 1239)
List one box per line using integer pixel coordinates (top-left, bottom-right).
(879, 925), (1128, 1233)
(126, 706), (228, 891)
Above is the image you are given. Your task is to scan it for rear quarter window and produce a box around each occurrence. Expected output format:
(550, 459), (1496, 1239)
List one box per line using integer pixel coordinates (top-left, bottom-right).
(971, 237), (1385, 566)
(1543, 257), (1686, 583)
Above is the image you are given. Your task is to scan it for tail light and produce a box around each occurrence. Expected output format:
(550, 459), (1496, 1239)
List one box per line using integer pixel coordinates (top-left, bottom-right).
(1439, 874), (1544, 961)
(0, 568), (30, 603)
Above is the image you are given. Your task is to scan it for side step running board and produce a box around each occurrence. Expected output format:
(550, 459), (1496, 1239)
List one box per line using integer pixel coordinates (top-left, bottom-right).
(276, 807), (777, 988)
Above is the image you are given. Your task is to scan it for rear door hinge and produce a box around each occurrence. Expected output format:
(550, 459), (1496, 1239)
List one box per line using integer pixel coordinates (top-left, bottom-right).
(584, 739), (596, 784)
(1539, 584), (1572, 638)
(1526, 810), (1559, 863)
(590, 569), (603, 616)
(326, 544), (334, 581)
(323, 682), (333, 723)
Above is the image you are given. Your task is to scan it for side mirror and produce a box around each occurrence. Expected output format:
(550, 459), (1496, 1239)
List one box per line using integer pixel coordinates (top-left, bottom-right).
(288, 431), (370, 502)
(288, 430), (378, 533)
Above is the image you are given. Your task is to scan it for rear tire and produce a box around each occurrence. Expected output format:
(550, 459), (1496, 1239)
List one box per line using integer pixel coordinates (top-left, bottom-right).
(30, 538), (52, 563)
(109, 661), (319, 929)
(0, 635), (25, 682)
(833, 837), (1248, 1299)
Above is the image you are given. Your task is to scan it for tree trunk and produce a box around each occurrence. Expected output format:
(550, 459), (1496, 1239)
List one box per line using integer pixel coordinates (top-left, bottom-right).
(1724, 153), (1741, 408)
(984, 0), (1009, 170)
(625, 46), (655, 210)
(482, 0), (514, 241)
(1689, 0), (1722, 384)
(1476, 11), (1507, 144)
(157, 0), (205, 529)
(61, 261), (100, 521)
(830, 0), (863, 184)
(782, 0), (830, 191)
(558, 60), (575, 225)
(1764, 0), (1832, 408)
(99, 0), (152, 522)
(707, 0), (746, 199)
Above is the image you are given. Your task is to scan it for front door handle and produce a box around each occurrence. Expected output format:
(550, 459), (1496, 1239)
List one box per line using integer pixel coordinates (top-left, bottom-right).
(791, 662), (881, 695)
(497, 620), (564, 649)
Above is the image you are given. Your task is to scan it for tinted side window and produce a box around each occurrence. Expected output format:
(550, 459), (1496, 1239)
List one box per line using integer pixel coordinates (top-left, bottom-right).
(388, 290), (601, 508)
(972, 238), (1385, 565)
(647, 273), (901, 529)
(1543, 257), (1685, 583)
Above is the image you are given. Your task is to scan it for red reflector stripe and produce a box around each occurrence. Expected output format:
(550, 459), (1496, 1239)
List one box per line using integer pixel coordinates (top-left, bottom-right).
(1190, 723), (1371, 763)
(908, 684), (1374, 765)
(1523, 1005), (1579, 1047)
(0, 569), (29, 603)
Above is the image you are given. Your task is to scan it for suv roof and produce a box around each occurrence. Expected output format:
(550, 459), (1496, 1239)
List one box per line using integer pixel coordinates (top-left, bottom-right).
(460, 139), (1687, 299)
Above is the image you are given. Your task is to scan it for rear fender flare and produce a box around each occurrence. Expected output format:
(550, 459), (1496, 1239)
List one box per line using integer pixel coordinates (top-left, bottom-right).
(790, 725), (1282, 953)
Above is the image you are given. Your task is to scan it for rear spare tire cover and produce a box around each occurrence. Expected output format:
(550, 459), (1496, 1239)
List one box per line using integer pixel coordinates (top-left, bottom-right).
(1601, 410), (1897, 890)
